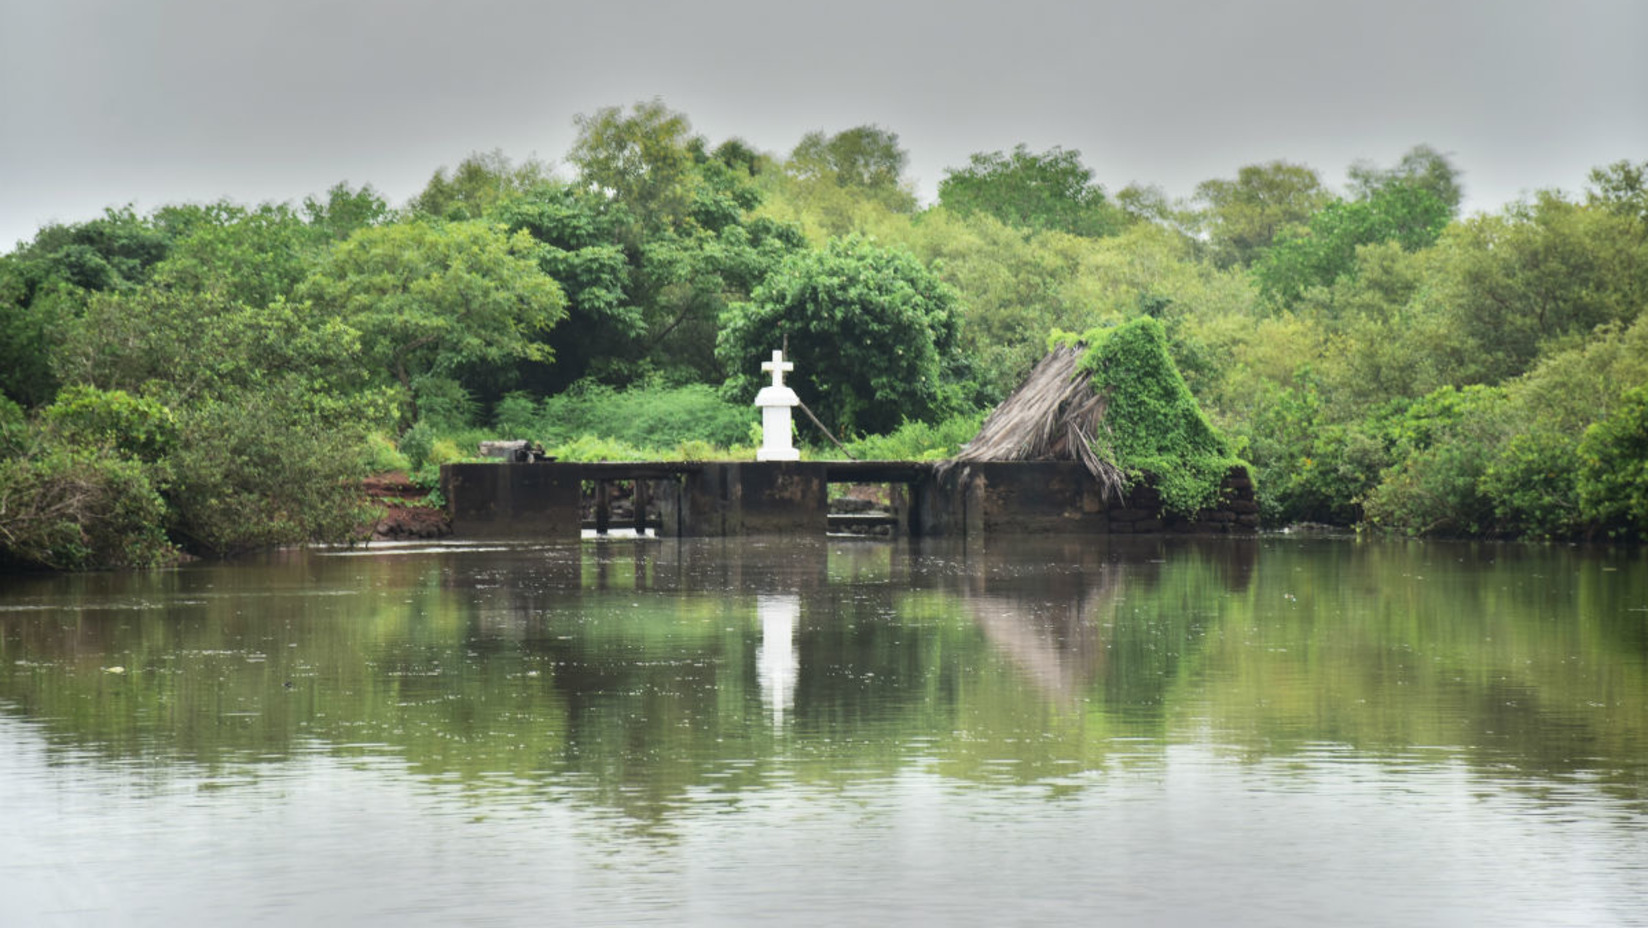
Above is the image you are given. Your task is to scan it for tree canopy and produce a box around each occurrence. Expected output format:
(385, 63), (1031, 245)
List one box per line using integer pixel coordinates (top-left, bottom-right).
(938, 145), (1123, 237)
(5, 102), (1648, 566)
(718, 235), (961, 436)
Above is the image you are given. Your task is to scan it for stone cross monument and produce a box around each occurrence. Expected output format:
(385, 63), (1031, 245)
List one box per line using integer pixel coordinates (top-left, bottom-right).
(753, 349), (800, 462)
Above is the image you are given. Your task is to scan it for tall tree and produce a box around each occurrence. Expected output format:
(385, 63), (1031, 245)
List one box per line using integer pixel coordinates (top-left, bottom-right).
(569, 100), (700, 235)
(1194, 161), (1331, 267)
(938, 144), (1122, 237)
(408, 150), (553, 221)
(1255, 185), (1452, 307)
(718, 235), (961, 436)
(1347, 144), (1464, 216)
(786, 125), (916, 213)
(297, 220), (566, 422)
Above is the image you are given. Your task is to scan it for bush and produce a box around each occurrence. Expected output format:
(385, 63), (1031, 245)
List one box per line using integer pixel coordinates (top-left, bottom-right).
(165, 389), (374, 558)
(843, 411), (987, 461)
(41, 385), (177, 461)
(1480, 430), (1584, 537)
(1361, 386), (1504, 535)
(362, 432), (411, 473)
(493, 391), (539, 437)
(1577, 386), (1648, 538)
(0, 444), (175, 569)
(398, 421), (436, 471)
(411, 375), (477, 431)
(548, 434), (653, 462)
(537, 381), (756, 448)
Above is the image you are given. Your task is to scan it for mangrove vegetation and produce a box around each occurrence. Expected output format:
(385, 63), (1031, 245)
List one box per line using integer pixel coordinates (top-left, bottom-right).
(2, 102), (1646, 567)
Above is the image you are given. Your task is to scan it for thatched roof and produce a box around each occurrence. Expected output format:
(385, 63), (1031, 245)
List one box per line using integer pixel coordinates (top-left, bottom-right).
(950, 344), (1127, 500)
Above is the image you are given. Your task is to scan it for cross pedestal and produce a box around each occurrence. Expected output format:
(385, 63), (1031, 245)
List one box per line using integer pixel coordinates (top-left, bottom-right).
(753, 349), (800, 462)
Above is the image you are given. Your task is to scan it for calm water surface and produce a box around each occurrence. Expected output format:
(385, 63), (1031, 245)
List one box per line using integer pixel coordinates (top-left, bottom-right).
(2, 535), (1645, 926)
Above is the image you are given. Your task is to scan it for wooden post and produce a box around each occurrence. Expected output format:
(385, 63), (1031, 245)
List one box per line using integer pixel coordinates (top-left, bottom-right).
(595, 480), (610, 535)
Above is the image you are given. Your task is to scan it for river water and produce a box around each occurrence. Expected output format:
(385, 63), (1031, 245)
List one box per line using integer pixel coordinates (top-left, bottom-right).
(2, 534), (1645, 926)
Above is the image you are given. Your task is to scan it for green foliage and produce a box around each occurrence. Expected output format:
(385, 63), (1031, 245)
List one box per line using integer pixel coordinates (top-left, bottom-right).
(546, 434), (654, 462)
(362, 432), (412, 474)
(570, 100), (700, 234)
(0, 441), (174, 569)
(787, 125), (916, 214)
(54, 286), (368, 403)
(1360, 386), (1505, 536)
(397, 420), (437, 471)
(1346, 144), (1464, 215)
(1422, 192), (1648, 385)
(148, 201), (322, 309)
(1235, 372), (1386, 526)
(842, 411), (987, 461)
(489, 183), (639, 389)
(1584, 160), (1648, 226)
(302, 181), (391, 241)
(410, 375), (477, 431)
(1255, 186), (1451, 307)
(534, 381), (756, 449)
(1480, 429), (1584, 538)
(41, 385), (177, 462)
(297, 219), (566, 420)
(718, 235), (962, 436)
(938, 145), (1122, 237)
(407, 150), (552, 221)
(493, 392), (540, 437)
(165, 387), (375, 558)
(0, 395), (25, 455)
(1064, 317), (1244, 515)
(1577, 386), (1648, 537)
(1194, 161), (1332, 267)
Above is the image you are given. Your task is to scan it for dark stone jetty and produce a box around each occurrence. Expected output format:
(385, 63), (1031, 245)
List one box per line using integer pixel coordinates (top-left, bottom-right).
(440, 460), (1258, 539)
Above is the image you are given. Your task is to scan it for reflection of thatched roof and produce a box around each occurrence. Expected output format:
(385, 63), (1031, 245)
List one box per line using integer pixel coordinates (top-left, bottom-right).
(951, 345), (1126, 500)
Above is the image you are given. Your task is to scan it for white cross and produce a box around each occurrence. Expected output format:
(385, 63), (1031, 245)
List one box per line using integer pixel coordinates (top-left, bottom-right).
(762, 349), (794, 389)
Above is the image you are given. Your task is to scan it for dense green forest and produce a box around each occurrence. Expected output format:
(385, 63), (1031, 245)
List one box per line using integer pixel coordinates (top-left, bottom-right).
(2, 100), (1645, 567)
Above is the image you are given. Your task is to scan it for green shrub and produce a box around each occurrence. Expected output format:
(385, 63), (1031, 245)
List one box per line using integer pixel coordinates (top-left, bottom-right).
(1577, 386), (1648, 538)
(548, 434), (653, 462)
(0, 395), (26, 456)
(42, 385), (177, 461)
(398, 421), (436, 470)
(843, 411), (987, 461)
(1480, 430), (1583, 537)
(0, 444), (175, 569)
(539, 381), (756, 448)
(411, 375), (477, 431)
(165, 390), (373, 558)
(493, 391), (539, 437)
(1361, 385), (1504, 535)
(362, 432), (412, 473)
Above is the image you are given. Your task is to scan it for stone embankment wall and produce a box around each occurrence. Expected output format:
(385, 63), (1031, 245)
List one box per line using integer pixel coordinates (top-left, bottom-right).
(1108, 467), (1260, 534)
(442, 460), (1260, 539)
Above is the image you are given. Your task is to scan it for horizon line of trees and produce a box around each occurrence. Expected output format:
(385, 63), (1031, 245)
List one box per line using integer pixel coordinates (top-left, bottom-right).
(3, 98), (1646, 568)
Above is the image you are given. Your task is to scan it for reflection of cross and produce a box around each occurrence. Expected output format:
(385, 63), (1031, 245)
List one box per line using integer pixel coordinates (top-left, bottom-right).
(762, 349), (794, 389)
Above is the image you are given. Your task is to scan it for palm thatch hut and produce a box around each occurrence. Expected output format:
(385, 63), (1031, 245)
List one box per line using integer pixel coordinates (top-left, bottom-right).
(950, 344), (1128, 502)
(950, 317), (1245, 518)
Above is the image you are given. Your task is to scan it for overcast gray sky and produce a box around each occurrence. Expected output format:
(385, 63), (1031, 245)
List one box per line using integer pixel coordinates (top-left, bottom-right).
(2, 0), (1644, 252)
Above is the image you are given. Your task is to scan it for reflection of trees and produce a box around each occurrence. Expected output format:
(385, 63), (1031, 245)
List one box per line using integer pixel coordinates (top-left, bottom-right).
(1, 535), (1644, 821)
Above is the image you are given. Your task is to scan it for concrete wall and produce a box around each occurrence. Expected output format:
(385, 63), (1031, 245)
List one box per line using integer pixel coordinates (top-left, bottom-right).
(678, 462), (829, 536)
(441, 462), (582, 539)
(443, 460), (1258, 539)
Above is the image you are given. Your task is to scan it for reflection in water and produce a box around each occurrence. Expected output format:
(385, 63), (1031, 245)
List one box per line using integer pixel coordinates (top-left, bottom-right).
(757, 594), (799, 730)
(1, 536), (1645, 925)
